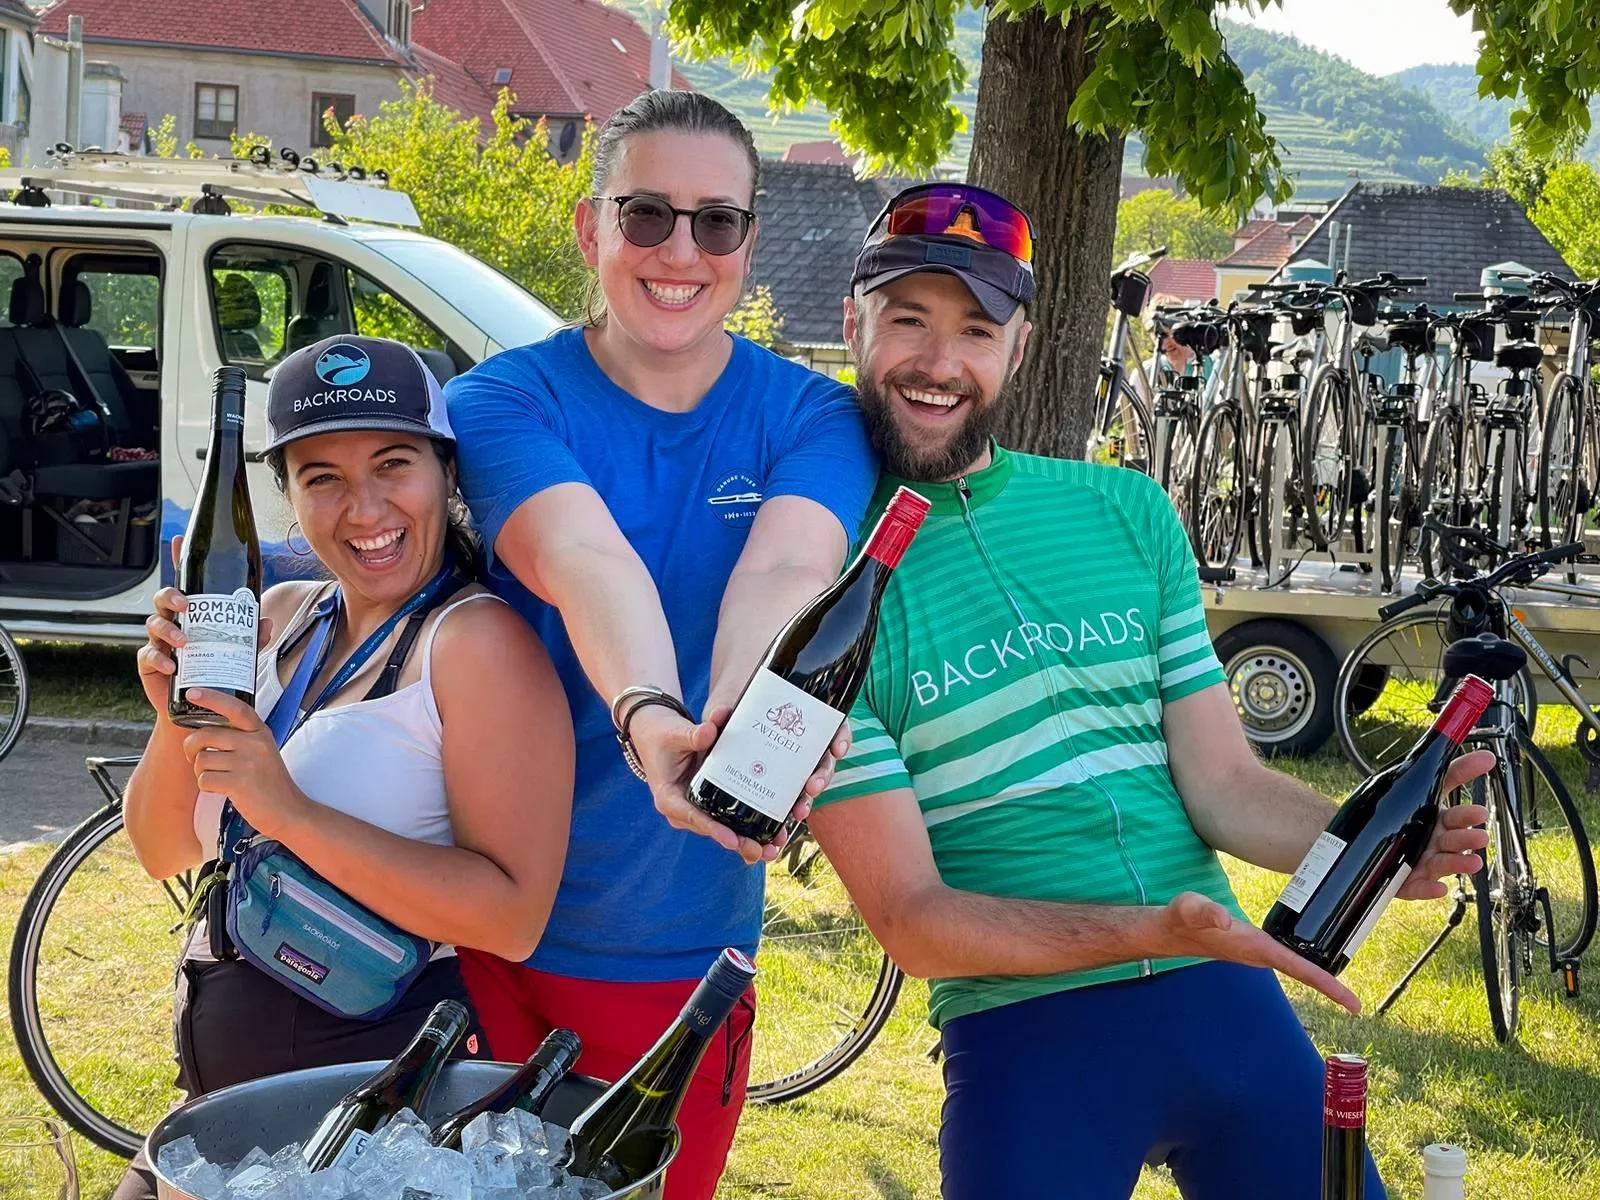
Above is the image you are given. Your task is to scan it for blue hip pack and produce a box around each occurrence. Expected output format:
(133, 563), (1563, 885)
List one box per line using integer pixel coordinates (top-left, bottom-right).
(214, 564), (460, 1021)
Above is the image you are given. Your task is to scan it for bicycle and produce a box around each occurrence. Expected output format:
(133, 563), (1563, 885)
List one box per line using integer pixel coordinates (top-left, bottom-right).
(8, 755), (192, 1157)
(1188, 303), (1272, 573)
(1528, 274), (1600, 558)
(1087, 247), (1163, 472)
(1364, 306), (1437, 593)
(1331, 525), (1599, 1042)
(0, 622), (26, 761)
(1148, 306), (1223, 526)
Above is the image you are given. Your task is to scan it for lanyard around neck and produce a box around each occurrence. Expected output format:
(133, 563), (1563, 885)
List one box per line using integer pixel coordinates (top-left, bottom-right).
(265, 560), (460, 747)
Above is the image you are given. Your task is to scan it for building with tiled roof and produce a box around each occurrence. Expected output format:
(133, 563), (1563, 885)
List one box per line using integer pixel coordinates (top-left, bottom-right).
(37, 0), (682, 163)
(1215, 215), (1319, 300)
(1280, 183), (1574, 307)
(1146, 258), (1218, 307)
(784, 140), (851, 166)
(749, 161), (899, 374)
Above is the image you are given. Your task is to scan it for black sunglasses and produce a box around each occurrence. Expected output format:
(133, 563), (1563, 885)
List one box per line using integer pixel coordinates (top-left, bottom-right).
(597, 194), (756, 256)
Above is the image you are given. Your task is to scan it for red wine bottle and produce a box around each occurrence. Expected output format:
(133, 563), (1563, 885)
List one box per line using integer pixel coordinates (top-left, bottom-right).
(564, 948), (756, 1187)
(688, 487), (931, 843)
(1264, 675), (1493, 974)
(1321, 1054), (1368, 1200)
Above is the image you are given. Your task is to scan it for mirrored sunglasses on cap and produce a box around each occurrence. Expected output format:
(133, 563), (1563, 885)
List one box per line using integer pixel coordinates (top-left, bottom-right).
(868, 183), (1036, 265)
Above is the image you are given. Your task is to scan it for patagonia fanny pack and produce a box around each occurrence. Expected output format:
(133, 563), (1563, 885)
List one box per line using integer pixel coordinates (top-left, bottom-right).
(200, 565), (460, 1021)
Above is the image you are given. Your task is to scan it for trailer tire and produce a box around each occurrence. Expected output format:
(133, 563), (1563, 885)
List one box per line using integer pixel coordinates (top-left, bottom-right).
(1212, 619), (1337, 758)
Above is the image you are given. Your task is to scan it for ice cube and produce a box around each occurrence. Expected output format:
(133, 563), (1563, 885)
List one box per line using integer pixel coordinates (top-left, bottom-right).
(458, 1111), (496, 1154)
(407, 1146), (472, 1200)
(511, 1153), (560, 1192)
(300, 1166), (357, 1200)
(171, 1158), (231, 1200)
(227, 1147), (273, 1179)
(271, 1142), (310, 1177)
(351, 1110), (432, 1179)
(572, 1178), (613, 1199)
(507, 1109), (546, 1153)
(156, 1134), (202, 1177)
(465, 1142), (516, 1190)
(539, 1118), (571, 1162)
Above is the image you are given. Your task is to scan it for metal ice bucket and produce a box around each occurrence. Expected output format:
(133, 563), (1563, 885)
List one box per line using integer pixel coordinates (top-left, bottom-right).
(146, 1060), (677, 1199)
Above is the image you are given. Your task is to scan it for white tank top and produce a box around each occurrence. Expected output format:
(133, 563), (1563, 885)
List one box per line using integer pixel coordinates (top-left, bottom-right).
(187, 587), (501, 961)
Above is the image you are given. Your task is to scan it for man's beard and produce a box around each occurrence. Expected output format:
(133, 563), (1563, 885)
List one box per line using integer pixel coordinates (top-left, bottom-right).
(857, 372), (1003, 482)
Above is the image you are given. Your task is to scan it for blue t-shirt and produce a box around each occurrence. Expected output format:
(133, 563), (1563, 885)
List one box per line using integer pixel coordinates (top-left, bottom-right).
(445, 328), (877, 982)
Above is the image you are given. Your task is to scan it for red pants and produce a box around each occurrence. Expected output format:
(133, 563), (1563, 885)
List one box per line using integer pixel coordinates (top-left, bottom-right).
(456, 949), (755, 1200)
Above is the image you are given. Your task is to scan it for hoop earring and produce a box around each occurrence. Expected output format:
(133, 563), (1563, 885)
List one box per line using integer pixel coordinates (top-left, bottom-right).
(286, 521), (313, 557)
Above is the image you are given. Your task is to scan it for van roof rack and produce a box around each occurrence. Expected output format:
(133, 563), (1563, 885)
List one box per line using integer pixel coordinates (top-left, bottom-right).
(0, 147), (421, 227)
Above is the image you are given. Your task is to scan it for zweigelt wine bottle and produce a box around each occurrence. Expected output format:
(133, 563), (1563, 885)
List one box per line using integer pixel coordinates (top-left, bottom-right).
(429, 1028), (582, 1149)
(170, 366), (261, 728)
(1264, 675), (1493, 974)
(1321, 1054), (1368, 1200)
(564, 948), (756, 1188)
(688, 487), (931, 843)
(301, 999), (469, 1171)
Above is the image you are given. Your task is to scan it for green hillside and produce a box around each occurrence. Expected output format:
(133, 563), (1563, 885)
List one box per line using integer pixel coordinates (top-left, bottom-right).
(612, 4), (1485, 199)
(1391, 63), (1600, 163)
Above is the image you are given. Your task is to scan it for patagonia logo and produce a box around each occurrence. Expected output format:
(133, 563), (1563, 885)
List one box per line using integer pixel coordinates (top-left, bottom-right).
(925, 243), (972, 268)
(276, 942), (328, 985)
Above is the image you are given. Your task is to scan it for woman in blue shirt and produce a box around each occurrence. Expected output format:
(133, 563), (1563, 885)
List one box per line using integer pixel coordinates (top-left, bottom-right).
(444, 90), (876, 1198)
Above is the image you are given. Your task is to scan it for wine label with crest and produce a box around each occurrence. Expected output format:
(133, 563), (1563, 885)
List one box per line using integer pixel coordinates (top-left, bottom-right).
(693, 671), (847, 822)
(177, 588), (259, 692)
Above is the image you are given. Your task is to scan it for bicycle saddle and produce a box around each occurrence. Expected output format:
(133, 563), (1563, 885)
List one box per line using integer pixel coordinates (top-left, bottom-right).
(1443, 633), (1527, 683)
(1494, 340), (1543, 371)
(1384, 318), (1431, 354)
(1173, 321), (1223, 355)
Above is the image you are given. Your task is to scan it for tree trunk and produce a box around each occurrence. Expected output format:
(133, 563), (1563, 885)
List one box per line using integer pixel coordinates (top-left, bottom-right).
(968, 6), (1123, 460)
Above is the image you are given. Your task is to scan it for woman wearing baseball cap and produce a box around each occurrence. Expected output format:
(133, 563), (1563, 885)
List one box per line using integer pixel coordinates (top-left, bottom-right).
(112, 335), (573, 1200)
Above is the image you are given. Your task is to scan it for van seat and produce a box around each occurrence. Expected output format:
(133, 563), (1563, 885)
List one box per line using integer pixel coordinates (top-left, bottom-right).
(59, 281), (156, 448)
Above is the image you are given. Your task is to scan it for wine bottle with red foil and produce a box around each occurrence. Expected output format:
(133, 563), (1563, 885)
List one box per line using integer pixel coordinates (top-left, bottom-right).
(1264, 675), (1493, 974)
(1321, 1054), (1368, 1200)
(688, 487), (932, 844)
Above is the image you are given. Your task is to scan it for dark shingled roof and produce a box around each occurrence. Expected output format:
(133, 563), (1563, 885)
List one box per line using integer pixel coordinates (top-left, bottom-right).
(751, 161), (898, 348)
(1282, 183), (1575, 306)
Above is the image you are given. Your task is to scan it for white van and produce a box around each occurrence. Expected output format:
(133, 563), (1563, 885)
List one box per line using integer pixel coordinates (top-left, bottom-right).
(0, 156), (562, 645)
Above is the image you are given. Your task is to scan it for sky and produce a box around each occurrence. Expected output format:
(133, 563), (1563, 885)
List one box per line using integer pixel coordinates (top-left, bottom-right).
(1226, 0), (1483, 76)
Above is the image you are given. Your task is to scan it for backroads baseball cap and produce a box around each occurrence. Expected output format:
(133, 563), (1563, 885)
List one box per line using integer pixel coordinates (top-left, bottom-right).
(263, 334), (454, 453)
(851, 183), (1037, 324)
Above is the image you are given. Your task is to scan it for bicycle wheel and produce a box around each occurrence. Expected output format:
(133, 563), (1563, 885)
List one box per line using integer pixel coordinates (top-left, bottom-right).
(1188, 403), (1246, 570)
(1538, 372), (1597, 550)
(1302, 366), (1352, 551)
(1157, 415), (1196, 530)
(0, 623), (27, 762)
(1374, 424), (1404, 593)
(1472, 768), (1524, 1044)
(1518, 735), (1598, 963)
(1417, 407), (1465, 579)
(1255, 422), (1282, 577)
(1333, 608), (1538, 776)
(1088, 379), (1154, 474)
(747, 828), (903, 1104)
(8, 802), (190, 1157)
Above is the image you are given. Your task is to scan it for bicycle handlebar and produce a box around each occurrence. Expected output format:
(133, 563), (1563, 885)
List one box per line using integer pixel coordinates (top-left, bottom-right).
(1377, 525), (1585, 620)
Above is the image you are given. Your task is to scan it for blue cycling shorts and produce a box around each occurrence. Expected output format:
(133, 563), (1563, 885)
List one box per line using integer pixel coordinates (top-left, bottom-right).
(938, 960), (1387, 1200)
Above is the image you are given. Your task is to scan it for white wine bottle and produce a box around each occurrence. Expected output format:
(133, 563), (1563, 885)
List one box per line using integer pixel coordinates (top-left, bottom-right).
(301, 999), (469, 1171)
(564, 949), (756, 1187)
(170, 365), (260, 728)
(689, 487), (931, 843)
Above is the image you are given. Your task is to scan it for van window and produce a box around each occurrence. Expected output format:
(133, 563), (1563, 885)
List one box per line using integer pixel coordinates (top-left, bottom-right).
(208, 258), (289, 373)
(347, 268), (448, 353)
(73, 268), (161, 351)
(0, 254), (23, 325)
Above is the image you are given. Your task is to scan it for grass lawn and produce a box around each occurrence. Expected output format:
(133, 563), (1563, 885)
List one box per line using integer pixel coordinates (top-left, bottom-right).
(16, 641), (147, 723)
(3, 708), (1599, 1195)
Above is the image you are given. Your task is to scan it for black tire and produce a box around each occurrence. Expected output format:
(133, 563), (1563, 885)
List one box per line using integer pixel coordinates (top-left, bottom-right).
(0, 623), (27, 762)
(1518, 735), (1599, 963)
(1255, 422), (1282, 578)
(1417, 406), (1465, 579)
(1538, 372), (1595, 550)
(1214, 619), (1337, 757)
(9, 805), (182, 1158)
(1089, 378), (1155, 475)
(1472, 770), (1523, 1044)
(748, 828), (904, 1104)
(1333, 608), (1538, 776)
(1375, 423), (1404, 593)
(1302, 365), (1352, 551)
(1157, 415), (1197, 530)
(1188, 403), (1246, 570)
